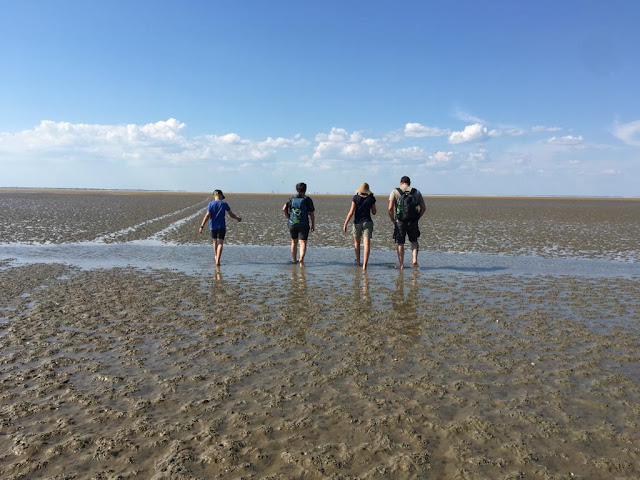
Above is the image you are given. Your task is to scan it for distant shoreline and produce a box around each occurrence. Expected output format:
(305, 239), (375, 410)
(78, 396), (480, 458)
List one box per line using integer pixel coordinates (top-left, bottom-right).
(1, 186), (638, 201)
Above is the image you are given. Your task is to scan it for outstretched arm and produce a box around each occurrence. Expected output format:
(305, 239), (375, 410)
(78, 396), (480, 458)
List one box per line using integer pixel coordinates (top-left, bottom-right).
(198, 212), (211, 233)
(343, 201), (356, 232)
(310, 212), (316, 232)
(228, 210), (242, 222)
(282, 203), (289, 220)
(388, 199), (395, 222)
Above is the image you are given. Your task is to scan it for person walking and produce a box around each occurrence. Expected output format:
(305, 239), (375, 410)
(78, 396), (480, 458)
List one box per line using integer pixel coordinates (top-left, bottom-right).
(282, 182), (315, 266)
(343, 182), (377, 270)
(388, 176), (426, 268)
(198, 189), (242, 266)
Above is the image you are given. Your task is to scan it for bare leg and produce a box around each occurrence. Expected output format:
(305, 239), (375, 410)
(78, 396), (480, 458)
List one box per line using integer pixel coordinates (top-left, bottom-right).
(362, 236), (371, 270)
(397, 244), (405, 269)
(290, 239), (298, 263)
(298, 240), (307, 266)
(212, 239), (218, 265)
(411, 241), (419, 267)
(215, 239), (224, 266)
(353, 236), (361, 266)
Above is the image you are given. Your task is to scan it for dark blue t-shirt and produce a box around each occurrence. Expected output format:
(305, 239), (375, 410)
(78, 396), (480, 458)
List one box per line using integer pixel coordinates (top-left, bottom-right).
(207, 200), (230, 229)
(352, 194), (376, 224)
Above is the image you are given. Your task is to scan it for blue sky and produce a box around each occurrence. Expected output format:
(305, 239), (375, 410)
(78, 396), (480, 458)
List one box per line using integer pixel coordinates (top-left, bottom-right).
(1, 0), (639, 196)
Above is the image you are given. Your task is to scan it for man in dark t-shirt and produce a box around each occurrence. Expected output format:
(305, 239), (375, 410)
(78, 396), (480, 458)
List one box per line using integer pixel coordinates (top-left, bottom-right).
(282, 182), (315, 266)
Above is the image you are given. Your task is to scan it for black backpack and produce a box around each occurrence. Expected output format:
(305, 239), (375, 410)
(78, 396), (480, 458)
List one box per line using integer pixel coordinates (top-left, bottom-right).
(395, 188), (419, 222)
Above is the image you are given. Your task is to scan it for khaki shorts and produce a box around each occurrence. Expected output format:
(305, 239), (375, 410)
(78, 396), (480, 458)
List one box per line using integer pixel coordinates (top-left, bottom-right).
(352, 221), (373, 238)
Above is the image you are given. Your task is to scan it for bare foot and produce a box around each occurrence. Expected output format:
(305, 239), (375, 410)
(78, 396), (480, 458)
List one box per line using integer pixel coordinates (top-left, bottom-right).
(412, 262), (419, 268)
(299, 261), (305, 267)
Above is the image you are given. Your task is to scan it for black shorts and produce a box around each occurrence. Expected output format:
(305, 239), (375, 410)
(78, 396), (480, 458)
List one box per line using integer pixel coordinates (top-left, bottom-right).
(289, 224), (310, 241)
(210, 228), (226, 240)
(395, 221), (419, 244)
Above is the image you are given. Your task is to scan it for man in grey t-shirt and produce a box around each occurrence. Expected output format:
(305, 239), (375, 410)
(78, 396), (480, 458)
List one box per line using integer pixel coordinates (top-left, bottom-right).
(388, 176), (426, 268)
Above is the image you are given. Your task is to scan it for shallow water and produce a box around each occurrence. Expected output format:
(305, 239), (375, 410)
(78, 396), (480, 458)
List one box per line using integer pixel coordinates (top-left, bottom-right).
(1, 242), (639, 281)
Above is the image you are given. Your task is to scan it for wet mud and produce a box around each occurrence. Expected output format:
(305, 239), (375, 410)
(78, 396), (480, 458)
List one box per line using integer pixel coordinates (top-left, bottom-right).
(0, 191), (204, 244)
(1, 263), (639, 479)
(2, 191), (639, 262)
(1, 190), (639, 478)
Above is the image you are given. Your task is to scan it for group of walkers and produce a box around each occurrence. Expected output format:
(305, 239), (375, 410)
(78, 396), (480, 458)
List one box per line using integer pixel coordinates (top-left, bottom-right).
(198, 176), (426, 270)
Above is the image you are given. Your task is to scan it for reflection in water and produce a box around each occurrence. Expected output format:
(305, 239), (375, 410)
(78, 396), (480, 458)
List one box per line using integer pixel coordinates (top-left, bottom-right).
(214, 265), (223, 282)
(350, 270), (372, 314)
(286, 266), (309, 340)
(391, 269), (421, 343)
(290, 265), (307, 292)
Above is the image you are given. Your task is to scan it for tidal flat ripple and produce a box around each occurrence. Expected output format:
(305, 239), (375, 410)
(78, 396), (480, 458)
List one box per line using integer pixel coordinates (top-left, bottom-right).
(0, 264), (639, 479)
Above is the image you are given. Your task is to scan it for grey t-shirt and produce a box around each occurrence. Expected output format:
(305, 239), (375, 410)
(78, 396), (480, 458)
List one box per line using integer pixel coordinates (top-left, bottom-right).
(389, 186), (425, 221)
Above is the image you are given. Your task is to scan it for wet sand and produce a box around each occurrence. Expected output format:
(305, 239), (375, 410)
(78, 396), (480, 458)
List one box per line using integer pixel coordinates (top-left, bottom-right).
(1, 190), (639, 479)
(2, 190), (639, 262)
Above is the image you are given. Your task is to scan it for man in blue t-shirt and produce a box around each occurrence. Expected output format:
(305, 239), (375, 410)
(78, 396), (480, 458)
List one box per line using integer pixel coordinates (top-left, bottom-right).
(198, 189), (242, 266)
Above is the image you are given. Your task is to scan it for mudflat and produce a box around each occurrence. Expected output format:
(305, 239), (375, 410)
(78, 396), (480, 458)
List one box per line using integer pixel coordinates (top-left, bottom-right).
(1, 190), (639, 479)
(2, 190), (639, 261)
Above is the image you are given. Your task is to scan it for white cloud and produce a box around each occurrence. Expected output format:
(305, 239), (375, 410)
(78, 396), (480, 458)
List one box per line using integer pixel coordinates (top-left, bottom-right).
(612, 120), (640, 146)
(0, 119), (308, 167)
(259, 134), (309, 149)
(451, 107), (486, 124)
(312, 127), (385, 162)
(449, 123), (488, 144)
(488, 127), (525, 138)
(392, 146), (426, 161)
(4, 118), (632, 195)
(426, 151), (455, 168)
(546, 135), (584, 145)
(532, 125), (563, 133)
(404, 122), (450, 138)
(468, 149), (488, 162)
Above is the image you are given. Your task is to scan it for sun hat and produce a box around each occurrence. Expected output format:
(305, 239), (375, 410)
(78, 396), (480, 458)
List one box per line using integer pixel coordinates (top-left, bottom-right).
(356, 182), (372, 196)
(213, 189), (225, 199)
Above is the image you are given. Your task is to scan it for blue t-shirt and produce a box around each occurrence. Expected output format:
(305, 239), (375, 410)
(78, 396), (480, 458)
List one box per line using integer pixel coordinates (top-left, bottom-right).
(207, 200), (230, 229)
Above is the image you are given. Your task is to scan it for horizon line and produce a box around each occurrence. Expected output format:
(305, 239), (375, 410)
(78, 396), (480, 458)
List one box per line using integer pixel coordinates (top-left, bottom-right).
(1, 186), (638, 200)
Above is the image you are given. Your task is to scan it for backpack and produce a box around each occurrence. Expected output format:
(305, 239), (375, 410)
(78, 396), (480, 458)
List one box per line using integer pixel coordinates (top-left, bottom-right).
(395, 188), (419, 222)
(289, 196), (308, 226)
